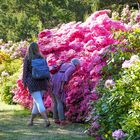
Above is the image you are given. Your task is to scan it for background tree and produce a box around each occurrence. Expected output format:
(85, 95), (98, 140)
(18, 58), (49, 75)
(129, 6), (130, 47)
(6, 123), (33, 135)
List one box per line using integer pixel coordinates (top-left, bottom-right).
(0, 0), (139, 41)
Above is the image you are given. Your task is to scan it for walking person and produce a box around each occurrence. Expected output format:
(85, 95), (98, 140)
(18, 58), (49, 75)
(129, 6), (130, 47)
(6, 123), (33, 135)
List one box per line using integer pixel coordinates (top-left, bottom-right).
(51, 58), (80, 125)
(22, 42), (51, 127)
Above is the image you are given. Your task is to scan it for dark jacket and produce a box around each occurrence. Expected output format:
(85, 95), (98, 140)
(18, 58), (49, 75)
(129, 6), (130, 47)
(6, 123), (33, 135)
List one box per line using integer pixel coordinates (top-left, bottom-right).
(22, 54), (50, 93)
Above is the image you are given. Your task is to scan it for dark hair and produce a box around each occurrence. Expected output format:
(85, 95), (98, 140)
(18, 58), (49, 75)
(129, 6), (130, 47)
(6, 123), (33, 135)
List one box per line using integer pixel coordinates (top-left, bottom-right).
(26, 42), (42, 60)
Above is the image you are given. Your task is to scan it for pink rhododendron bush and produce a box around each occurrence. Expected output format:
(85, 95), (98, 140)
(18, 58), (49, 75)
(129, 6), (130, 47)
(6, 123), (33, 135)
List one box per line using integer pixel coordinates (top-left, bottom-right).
(13, 9), (134, 122)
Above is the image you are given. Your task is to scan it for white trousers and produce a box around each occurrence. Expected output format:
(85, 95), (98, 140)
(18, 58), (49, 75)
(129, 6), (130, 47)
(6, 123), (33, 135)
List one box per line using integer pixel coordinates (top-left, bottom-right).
(31, 91), (46, 114)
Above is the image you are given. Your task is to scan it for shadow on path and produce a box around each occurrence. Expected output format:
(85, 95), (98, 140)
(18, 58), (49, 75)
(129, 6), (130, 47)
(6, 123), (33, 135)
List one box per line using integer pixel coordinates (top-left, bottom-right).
(0, 102), (93, 140)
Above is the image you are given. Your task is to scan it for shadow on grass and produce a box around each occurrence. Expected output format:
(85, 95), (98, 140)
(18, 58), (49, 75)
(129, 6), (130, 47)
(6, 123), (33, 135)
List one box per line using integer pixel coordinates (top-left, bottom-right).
(0, 104), (93, 140)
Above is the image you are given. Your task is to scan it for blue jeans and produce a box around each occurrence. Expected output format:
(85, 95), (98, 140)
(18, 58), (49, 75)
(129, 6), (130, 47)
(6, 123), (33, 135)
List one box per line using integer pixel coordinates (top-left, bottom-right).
(52, 93), (65, 121)
(31, 91), (46, 114)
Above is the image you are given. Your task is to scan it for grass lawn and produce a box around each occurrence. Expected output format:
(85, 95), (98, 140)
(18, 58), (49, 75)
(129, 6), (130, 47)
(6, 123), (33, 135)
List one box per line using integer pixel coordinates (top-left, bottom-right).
(0, 102), (93, 140)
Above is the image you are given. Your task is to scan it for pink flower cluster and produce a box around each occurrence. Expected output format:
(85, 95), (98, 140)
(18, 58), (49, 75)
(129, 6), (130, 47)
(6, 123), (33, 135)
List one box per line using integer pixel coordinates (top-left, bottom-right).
(12, 79), (32, 110)
(13, 10), (129, 122)
(135, 12), (140, 23)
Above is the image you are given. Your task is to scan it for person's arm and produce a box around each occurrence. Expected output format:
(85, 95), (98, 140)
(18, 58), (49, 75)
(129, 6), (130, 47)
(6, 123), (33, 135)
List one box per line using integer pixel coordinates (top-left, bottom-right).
(60, 65), (75, 92)
(64, 65), (75, 82)
(22, 58), (28, 88)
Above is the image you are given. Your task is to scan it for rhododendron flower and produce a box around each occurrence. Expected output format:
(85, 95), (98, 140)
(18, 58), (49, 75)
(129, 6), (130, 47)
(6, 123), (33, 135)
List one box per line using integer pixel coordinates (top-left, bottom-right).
(91, 121), (100, 129)
(112, 129), (127, 139)
(105, 79), (115, 89)
(13, 9), (135, 123)
(38, 29), (52, 38)
(91, 93), (98, 100)
(122, 60), (131, 68)
(122, 55), (140, 68)
(0, 39), (3, 44)
(91, 64), (103, 75)
(135, 12), (140, 23)
(93, 115), (99, 121)
(85, 9), (111, 24)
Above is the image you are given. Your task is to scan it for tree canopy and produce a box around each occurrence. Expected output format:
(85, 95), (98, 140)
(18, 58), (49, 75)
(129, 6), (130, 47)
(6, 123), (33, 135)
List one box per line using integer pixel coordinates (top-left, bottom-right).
(0, 0), (138, 41)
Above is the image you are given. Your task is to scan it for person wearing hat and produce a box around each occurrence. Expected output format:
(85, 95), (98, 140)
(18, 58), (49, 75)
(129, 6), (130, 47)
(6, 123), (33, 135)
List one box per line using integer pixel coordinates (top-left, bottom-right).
(51, 58), (80, 125)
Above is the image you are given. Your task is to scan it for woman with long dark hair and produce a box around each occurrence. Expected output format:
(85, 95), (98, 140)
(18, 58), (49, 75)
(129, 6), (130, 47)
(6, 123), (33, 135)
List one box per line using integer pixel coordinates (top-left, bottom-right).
(22, 42), (51, 127)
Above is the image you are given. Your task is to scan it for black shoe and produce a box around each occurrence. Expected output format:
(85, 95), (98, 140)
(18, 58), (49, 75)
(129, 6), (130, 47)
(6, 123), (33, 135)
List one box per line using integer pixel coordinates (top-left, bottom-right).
(45, 121), (51, 127)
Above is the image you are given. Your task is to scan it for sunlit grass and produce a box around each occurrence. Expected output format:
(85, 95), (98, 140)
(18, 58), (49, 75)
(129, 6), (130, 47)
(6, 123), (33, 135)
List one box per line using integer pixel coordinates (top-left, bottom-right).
(0, 101), (24, 111)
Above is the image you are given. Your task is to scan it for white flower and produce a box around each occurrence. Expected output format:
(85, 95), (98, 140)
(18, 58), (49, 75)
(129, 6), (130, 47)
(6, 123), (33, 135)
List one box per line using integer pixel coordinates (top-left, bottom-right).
(122, 60), (131, 68)
(1, 71), (9, 77)
(8, 41), (13, 44)
(105, 79), (115, 89)
(0, 39), (3, 44)
(122, 55), (140, 68)
(130, 55), (140, 63)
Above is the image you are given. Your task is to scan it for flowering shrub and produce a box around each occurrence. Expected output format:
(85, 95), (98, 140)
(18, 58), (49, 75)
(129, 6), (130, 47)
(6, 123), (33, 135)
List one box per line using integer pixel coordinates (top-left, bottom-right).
(13, 9), (135, 123)
(12, 79), (32, 109)
(88, 54), (140, 139)
(0, 58), (22, 104)
(112, 5), (140, 28)
(0, 40), (28, 59)
(87, 8), (140, 137)
(101, 27), (140, 81)
(0, 40), (26, 104)
(0, 51), (10, 64)
(112, 129), (127, 140)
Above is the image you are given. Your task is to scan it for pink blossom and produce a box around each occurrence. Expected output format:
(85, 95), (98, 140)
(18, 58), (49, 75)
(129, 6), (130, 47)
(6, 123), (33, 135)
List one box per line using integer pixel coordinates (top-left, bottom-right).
(91, 93), (98, 100)
(91, 121), (100, 129)
(135, 12), (140, 23)
(85, 10), (111, 24)
(12, 9), (134, 123)
(38, 29), (52, 38)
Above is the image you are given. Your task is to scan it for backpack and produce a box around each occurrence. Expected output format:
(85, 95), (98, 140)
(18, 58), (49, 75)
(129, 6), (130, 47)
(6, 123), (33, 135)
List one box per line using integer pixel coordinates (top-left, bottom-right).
(31, 58), (50, 79)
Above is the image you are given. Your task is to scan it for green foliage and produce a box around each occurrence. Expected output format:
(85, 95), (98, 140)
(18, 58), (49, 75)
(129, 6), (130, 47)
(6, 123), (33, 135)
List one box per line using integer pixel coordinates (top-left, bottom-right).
(102, 45), (131, 80)
(95, 61), (140, 139)
(98, 0), (138, 11)
(0, 57), (22, 75)
(102, 28), (140, 80)
(89, 27), (140, 139)
(0, 81), (14, 104)
(0, 58), (22, 104)
(0, 0), (93, 41)
(0, 40), (28, 104)
(0, 51), (10, 64)
(0, 0), (139, 41)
